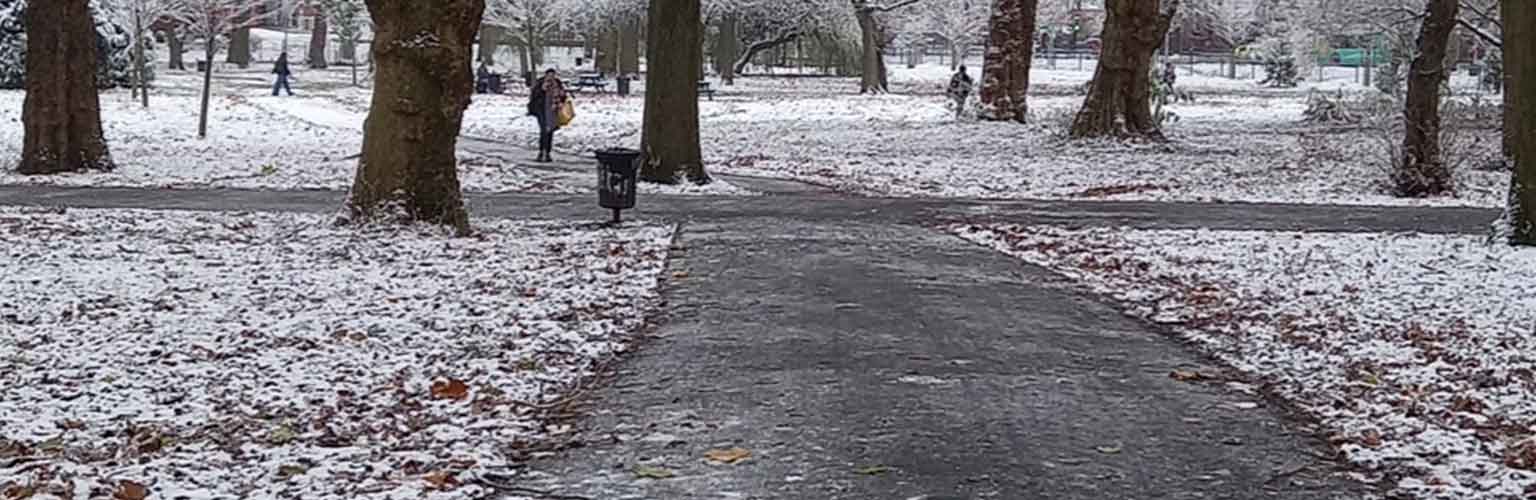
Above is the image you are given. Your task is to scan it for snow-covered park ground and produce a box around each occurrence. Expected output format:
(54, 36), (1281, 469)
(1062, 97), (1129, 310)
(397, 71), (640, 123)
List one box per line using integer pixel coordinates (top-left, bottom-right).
(956, 224), (1536, 500)
(0, 52), (1510, 206)
(0, 207), (674, 499)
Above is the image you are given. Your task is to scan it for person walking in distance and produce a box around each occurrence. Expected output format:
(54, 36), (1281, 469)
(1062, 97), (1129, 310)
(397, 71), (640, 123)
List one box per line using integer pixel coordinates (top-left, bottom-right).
(527, 69), (567, 162)
(946, 65), (974, 120)
(271, 52), (294, 96)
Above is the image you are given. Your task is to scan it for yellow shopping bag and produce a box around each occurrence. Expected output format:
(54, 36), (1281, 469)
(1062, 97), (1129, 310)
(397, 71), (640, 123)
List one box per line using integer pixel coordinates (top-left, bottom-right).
(557, 99), (576, 127)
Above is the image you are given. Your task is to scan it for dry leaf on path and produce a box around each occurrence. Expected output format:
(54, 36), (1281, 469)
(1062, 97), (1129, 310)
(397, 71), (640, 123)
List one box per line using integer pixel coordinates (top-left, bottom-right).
(704, 447), (752, 464)
(1095, 445), (1123, 454)
(430, 379), (469, 400)
(854, 465), (890, 475)
(113, 480), (149, 500)
(633, 465), (675, 479)
(1169, 369), (1204, 382)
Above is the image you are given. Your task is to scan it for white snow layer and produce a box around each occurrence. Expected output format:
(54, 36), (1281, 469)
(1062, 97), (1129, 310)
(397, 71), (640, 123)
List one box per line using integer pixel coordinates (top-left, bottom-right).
(955, 224), (1536, 500)
(0, 207), (675, 499)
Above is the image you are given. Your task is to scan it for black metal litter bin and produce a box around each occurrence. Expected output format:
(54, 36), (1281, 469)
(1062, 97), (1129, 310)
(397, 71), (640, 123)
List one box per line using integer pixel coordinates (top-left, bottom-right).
(595, 148), (641, 223)
(616, 76), (631, 96)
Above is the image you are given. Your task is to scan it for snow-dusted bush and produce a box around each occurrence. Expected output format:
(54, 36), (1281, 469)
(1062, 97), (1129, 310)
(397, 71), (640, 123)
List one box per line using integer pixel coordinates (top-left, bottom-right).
(1258, 40), (1299, 88)
(1302, 90), (1359, 124)
(0, 0), (137, 89)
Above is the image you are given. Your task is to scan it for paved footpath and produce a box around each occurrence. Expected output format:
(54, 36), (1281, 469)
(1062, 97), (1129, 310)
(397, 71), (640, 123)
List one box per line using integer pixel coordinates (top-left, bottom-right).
(0, 185), (1497, 499)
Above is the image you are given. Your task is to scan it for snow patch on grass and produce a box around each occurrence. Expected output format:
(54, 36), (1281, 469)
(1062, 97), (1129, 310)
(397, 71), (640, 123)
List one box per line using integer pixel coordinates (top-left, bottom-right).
(955, 224), (1536, 500)
(0, 207), (674, 499)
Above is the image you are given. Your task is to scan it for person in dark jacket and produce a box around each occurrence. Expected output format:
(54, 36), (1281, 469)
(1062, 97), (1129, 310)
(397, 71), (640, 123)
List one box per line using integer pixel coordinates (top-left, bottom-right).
(946, 65), (974, 119)
(272, 52), (294, 96)
(527, 69), (567, 162)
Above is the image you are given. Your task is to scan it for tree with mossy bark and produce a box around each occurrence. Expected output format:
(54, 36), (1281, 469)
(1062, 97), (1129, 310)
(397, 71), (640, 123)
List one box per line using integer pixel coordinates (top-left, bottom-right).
(978, 0), (1037, 123)
(18, 0), (114, 175)
(640, 0), (708, 183)
(1068, 0), (1177, 139)
(346, 0), (483, 234)
(1504, 0), (1534, 245)
(1394, 0), (1458, 198)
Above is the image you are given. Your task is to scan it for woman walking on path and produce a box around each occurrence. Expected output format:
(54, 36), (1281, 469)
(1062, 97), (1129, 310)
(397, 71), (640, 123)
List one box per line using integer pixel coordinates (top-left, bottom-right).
(271, 52), (294, 96)
(527, 69), (567, 162)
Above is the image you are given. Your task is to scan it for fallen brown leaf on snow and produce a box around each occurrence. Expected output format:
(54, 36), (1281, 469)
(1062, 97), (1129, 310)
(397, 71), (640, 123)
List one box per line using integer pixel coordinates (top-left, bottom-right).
(113, 480), (149, 500)
(431, 379), (470, 400)
(1170, 369), (1204, 382)
(423, 471), (458, 490)
(704, 447), (752, 464)
(633, 465), (675, 479)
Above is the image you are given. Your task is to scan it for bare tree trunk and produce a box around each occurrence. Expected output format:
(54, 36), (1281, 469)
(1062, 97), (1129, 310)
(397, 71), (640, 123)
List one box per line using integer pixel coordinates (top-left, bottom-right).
(527, 26), (544, 69)
(135, 12), (150, 108)
(228, 28), (252, 67)
(19, 0), (113, 174)
(641, 0), (706, 184)
(348, 0), (482, 233)
(620, 18), (641, 75)
(951, 41), (963, 70)
(199, 44), (214, 138)
(714, 16), (738, 84)
(479, 25), (500, 66)
(597, 27), (618, 74)
(1507, 0), (1535, 245)
(1396, 0), (1459, 197)
(167, 27), (186, 70)
(980, 0), (1038, 123)
(310, 16), (329, 69)
(1069, 0), (1177, 139)
(856, 7), (886, 93)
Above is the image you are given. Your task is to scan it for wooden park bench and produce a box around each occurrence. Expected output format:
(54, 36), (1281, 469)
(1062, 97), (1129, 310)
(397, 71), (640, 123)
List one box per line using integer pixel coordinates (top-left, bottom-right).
(697, 80), (716, 101)
(571, 74), (610, 93)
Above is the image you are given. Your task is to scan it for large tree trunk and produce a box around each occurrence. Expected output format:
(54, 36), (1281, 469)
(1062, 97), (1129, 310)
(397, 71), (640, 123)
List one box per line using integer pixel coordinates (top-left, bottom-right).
(980, 0), (1038, 123)
(620, 17), (641, 75)
(597, 27), (618, 74)
(228, 28), (252, 68)
(1069, 0), (1177, 139)
(1396, 0), (1459, 197)
(19, 0), (114, 174)
(640, 0), (706, 184)
(714, 16), (739, 84)
(309, 16), (329, 69)
(349, 0), (482, 232)
(166, 27), (186, 70)
(855, 7), (887, 93)
(1507, 0), (1535, 245)
(479, 25), (501, 66)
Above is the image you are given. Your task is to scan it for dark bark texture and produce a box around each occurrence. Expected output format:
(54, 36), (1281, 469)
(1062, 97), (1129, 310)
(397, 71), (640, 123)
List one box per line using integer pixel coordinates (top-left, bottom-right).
(714, 16), (739, 84)
(166, 26), (185, 70)
(1069, 0), (1177, 138)
(228, 27), (251, 67)
(1507, 0), (1535, 245)
(1395, 0), (1458, 197)
(19, 0), (114, 175)
(640, 0), (707, 183)
(980, 0), (1038, 122)
(348, 0), (484, 232)
(855, 6), (887, 93)
(620, 17), (640, 75)
(309, 16), (329, 68)
(478, 25), (500, 65)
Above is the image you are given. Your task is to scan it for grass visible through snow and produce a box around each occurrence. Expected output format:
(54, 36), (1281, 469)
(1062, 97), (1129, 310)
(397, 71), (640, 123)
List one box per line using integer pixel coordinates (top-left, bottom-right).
(955, 224), (1536, 500)
(0, 207), (674, 499)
